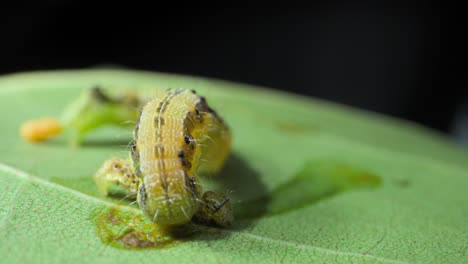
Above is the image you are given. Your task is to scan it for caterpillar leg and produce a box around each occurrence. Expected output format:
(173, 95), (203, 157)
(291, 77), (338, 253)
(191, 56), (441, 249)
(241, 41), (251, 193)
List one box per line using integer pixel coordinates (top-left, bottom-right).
(94, 157), (139, 199)
(193, 191), (233, 227)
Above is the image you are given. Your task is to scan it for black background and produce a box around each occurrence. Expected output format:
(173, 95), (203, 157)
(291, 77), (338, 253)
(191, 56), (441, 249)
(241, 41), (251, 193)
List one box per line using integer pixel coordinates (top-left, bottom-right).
(1, 3), (464, 137)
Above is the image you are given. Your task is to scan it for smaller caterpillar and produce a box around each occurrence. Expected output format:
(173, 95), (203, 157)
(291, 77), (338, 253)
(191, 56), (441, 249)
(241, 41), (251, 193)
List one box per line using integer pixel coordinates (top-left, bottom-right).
(20, 87), (233, 227)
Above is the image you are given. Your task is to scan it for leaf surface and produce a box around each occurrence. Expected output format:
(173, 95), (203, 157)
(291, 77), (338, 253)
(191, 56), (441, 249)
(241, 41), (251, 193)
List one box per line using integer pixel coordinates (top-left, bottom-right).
(0, 69), (467, 263)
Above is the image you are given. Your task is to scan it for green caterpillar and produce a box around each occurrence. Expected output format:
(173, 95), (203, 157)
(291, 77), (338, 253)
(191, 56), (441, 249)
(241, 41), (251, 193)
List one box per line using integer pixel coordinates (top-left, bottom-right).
(21, 87), (233, 227)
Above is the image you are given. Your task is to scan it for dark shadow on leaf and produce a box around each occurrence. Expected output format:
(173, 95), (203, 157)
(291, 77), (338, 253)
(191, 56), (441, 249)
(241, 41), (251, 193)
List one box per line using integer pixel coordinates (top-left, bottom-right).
(180, 152), (270, 241)
(189, 159), (383, 242)
(237, 160), (382, 219)
(217, 153), (270, 228)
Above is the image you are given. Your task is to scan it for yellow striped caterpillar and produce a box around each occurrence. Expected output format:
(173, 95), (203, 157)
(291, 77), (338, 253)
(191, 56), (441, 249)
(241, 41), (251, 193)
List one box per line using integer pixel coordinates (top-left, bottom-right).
(21, 87), (233, 227)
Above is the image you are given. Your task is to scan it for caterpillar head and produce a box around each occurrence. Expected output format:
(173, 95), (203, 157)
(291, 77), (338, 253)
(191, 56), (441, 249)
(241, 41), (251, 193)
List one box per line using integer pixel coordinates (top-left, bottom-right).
(137, 171), (201, 225)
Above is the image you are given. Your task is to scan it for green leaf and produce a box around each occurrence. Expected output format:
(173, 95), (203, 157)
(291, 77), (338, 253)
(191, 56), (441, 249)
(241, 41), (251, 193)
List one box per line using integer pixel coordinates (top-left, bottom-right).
(1, 69), (467, 263)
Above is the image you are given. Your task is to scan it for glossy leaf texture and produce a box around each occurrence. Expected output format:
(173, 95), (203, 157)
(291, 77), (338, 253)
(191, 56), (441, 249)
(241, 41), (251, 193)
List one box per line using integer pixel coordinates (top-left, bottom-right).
(0, 69), (467, 263)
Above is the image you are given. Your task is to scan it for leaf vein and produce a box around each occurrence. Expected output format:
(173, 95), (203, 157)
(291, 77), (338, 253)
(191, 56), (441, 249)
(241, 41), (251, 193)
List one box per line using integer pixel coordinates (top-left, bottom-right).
(238, 232), (413, 264)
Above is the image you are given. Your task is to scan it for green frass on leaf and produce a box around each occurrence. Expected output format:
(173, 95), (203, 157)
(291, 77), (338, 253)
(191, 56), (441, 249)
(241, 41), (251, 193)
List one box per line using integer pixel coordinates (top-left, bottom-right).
(1, 69), (467, 263)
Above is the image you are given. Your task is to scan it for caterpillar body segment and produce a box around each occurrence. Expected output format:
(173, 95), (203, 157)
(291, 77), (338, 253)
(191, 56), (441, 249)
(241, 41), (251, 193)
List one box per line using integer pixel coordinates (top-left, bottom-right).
(94, 158), (138, 198)
(133, 89), (231, 225)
